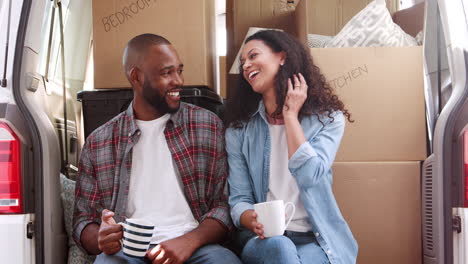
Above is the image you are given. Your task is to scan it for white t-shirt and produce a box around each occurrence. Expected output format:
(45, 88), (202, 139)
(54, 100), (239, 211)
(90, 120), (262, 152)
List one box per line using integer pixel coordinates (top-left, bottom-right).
(267, 123), (313, 232)
(126, 114), (199, 244)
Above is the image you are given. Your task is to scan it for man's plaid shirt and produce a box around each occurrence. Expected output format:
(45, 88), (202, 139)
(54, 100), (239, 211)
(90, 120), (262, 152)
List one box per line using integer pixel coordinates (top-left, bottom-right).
(72, 102), (232, 248)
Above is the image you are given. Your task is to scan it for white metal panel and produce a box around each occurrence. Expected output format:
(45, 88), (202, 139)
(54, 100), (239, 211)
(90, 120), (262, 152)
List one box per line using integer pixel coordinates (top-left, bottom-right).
(0, 214), (35, 264)
(453, 208), (468, 264)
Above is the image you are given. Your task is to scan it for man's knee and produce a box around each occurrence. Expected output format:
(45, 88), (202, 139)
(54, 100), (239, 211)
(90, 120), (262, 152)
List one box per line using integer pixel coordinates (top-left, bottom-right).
(188, 244), (241, 264)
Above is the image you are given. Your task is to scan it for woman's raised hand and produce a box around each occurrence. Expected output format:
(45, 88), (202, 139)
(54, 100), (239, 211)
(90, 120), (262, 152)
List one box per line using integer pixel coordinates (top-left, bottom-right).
(283, 73), (308, 119)
(240, 209), (265, 239)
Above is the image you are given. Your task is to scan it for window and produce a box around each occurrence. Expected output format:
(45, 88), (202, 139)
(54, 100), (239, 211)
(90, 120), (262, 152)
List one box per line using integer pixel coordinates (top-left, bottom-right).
(36, 0), (92, 92)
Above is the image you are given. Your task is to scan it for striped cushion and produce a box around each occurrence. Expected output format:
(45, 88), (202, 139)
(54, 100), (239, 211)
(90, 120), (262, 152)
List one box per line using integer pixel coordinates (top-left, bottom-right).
(60, 174), (95, 264)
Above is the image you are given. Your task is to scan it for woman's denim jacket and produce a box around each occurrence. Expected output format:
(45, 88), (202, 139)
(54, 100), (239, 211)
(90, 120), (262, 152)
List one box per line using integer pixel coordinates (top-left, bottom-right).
(226, 102), (358, 264)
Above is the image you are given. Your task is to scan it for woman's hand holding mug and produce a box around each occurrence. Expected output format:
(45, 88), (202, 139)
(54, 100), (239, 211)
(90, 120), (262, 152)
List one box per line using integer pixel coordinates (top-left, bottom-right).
(240, 209), (266, 239)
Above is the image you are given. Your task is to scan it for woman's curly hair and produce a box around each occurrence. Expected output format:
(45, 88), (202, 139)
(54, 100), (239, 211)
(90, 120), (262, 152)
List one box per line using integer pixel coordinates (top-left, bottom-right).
(224, 30), (352, 128)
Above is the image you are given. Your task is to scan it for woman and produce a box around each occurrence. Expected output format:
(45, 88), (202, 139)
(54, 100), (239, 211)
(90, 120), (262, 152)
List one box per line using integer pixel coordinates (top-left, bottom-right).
(225, 30), (358, 264)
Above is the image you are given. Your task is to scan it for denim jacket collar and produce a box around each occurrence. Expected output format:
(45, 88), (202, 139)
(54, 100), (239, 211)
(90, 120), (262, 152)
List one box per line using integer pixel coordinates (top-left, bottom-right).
(253, 100), (270, 125)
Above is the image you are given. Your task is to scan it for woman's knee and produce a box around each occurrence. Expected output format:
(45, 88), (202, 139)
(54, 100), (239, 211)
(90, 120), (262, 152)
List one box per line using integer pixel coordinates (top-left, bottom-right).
(262, 236), (296, 251)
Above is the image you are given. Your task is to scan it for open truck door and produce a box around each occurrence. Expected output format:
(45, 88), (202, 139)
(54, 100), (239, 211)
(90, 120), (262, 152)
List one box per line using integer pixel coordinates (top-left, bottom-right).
(0, 0), (91, 262)
(422, 0), (468, 264)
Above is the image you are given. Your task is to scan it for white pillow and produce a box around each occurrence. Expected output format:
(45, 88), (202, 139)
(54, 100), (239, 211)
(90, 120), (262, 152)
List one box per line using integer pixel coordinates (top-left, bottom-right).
(307, 34), (333, 48)
(415, 30), (424, 46)
(326, 0), (417, 47)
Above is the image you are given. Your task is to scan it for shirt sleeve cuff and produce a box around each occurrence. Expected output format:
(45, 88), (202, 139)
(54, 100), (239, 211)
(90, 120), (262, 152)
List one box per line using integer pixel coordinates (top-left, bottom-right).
(73, 220), (98, 253)
(288, 141), (317, 169)
(231, 202), (254, 228)
(201, 207), (233, 231)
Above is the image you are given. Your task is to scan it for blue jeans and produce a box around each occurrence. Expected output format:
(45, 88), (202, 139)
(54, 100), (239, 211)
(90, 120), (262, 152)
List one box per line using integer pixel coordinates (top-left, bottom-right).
(94, 244), (241, 264)
(241, 231), (330, 264)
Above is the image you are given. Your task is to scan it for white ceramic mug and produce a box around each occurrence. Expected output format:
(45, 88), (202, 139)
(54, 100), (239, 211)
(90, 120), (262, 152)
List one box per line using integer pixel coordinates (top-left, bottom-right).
(118, 218), (154, 258)
(254, 200), (296, 238)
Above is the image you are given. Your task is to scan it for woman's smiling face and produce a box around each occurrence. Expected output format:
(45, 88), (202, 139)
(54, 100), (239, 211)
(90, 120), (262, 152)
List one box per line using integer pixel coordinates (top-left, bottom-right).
(240, 39), (285, 95)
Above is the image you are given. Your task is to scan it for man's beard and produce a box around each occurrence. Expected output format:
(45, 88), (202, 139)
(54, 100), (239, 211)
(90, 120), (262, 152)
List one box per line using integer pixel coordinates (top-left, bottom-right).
(142, 78), (180, 114)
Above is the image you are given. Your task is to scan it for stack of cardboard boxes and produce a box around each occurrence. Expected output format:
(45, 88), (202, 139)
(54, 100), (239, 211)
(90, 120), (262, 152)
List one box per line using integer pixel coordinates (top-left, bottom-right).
(226, 0), (426, 263)
(315, 47), (425, 264)
(92, 0), (216, 89)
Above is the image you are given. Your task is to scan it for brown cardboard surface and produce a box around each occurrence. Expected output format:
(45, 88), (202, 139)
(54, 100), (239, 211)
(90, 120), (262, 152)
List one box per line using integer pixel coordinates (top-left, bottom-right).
(92, 0), (215, 89)
(310, 47), (426, 161)
(332, 161), (422, 264)
(219, 56), (226, 98)
(295, 0), (399, 45)
(392, 2), (425, 37)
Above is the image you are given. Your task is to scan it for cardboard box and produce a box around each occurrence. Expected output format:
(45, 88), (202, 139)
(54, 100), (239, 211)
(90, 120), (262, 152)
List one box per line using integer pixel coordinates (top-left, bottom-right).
(92, 0), (215, 89)
(392, 2), (425, 37)
(219, 56), (226, 98)
(332, 161), (422, 264)
(295, 0), (399, 45)
(310, 47), (426, 161)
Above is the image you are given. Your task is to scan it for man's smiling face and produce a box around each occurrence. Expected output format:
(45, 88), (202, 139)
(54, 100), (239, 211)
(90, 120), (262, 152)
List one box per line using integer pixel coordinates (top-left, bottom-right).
(140, 44), (184, 115)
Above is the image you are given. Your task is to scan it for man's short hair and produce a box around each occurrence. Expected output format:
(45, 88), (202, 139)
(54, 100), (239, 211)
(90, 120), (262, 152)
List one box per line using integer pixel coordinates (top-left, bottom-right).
(123, 33), (171, 79)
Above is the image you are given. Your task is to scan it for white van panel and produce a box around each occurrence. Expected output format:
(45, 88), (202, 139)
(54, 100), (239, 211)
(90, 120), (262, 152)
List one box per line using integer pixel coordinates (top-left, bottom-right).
(453, 208), (468, 264)
(0, 214), (35, 264)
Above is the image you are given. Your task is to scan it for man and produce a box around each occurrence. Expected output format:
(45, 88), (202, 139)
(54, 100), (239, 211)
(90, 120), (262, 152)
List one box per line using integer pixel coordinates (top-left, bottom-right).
(73, 33), (241, 264)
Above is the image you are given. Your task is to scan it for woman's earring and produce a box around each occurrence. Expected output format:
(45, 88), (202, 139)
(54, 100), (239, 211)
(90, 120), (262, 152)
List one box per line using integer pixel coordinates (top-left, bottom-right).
(280, 63), (284, 66)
